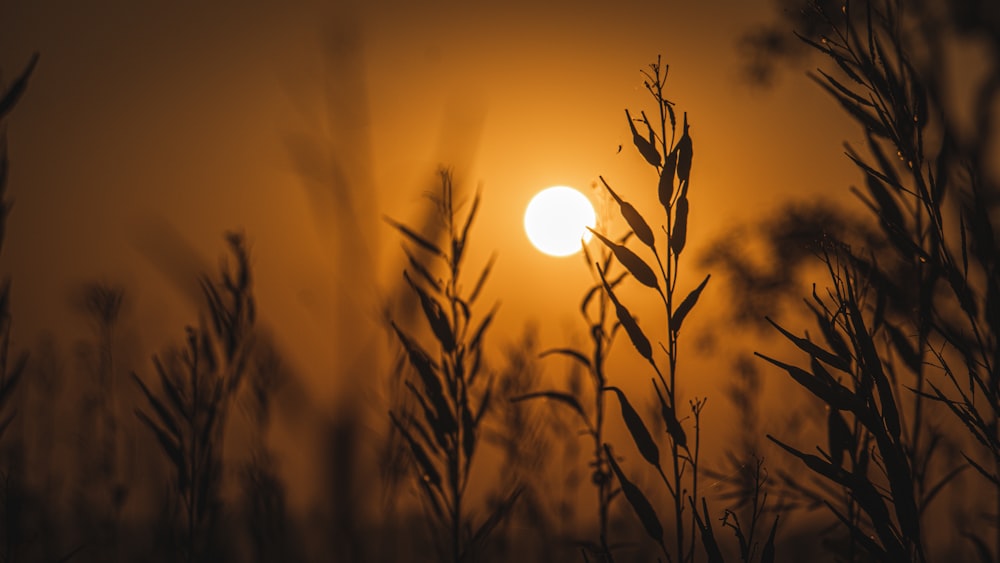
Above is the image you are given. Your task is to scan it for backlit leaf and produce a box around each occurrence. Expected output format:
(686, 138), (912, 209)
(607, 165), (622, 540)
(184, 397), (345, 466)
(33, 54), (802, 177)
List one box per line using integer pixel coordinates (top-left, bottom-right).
(405, 272), (455, 352)
(676, 114), (693, 182)
(468, 252), (497, 304)
(691, 497), (725, 563)
(391, 412), (442, 491)
(599, 266), (652, 362)
(765, 316), (851, 373)
(670, 274), (710, 333)
(599, 176), (654, 248)
(384, 216), (444, 258)
(605, 386), (659, 469)
(761, 516), (780, 563)
(659, 150), (677, 211)
(671, 191), (689, 256)
(604, 445), (663, 544)
(589, 229), (659, 290)
(0, 53), (39, 119)
(626, 109), (661, 167)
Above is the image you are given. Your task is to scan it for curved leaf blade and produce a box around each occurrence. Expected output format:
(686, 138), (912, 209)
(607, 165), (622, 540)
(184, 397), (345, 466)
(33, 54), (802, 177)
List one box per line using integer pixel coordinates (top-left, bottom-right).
(604, 444), (663, 544)
(605, 386), (659, 469)
(589, 229), (659, 290)
(671, 274), (710, 334)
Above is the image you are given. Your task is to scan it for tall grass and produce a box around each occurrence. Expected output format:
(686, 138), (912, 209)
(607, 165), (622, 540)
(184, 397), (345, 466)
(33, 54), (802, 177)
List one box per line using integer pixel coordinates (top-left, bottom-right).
(133, 232), (255, 563)
(385, 169), (514, 563)
(757, 0), (999, 561)
(72, 281), (130, 560)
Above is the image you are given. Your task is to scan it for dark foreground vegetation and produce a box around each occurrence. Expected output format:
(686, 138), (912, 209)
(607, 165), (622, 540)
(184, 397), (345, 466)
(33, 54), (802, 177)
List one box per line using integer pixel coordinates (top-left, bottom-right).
(1, 1), (998, 561)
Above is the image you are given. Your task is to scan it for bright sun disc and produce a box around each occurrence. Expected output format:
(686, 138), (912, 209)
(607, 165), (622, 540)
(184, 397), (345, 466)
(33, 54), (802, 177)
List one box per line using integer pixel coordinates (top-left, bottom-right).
(524, 186), (596, 257)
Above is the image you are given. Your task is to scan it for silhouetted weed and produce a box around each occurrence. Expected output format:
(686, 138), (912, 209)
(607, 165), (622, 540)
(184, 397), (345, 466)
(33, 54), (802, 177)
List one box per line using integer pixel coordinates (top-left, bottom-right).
(515, 227), (632, 562)
(0, 53), (37, 563)
(557, 56), (778, 563)
(133, 233), (255, 563)
(757, 0), (999, 561)
(385, 169), (514, 562)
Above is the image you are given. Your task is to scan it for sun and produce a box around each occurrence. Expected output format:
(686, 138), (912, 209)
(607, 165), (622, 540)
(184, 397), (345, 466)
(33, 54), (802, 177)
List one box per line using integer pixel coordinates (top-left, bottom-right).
(524, 186), (597, 257)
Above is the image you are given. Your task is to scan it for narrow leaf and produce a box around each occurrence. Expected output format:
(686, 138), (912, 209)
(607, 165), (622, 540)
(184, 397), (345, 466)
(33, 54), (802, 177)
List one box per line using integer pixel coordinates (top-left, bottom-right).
(671, 191), (689, 256)
(589, 229), (659, 290)
(756, 352), (855, 411)
(599, 176), (654, 248)
(599, 266), (652, 361)
(468, 302), (499, 352)
(405, 271), (455, 352)
(135, 410), (184, 475)
(391, 323), (454, 432)
(406, 381), (450, 450)
(806, 296), (853, 366)
(605, 386), (659, 469)
(467, 488), (523, 556)
(659, 149), (677, 210)
(604, 444), (663, 543)
(384, 216), (444, 258)
(670, 274), (710, 333)
(625, 109), (661, 166)
(676, 114), (693, 182)
(691, 497), (725, 563)
(0, 53), (39, 119)
(814, 69), (874, 108)
(132, 372), (182, 440)
(845, 294), (901, 440)
(403, 246), (441, 294)
(765, 316), (851, 373)
(390, 412), (442, 490)
(468, 252), (497, 304)
(458, 188), (482, 259)
(761, 516), (779, 563)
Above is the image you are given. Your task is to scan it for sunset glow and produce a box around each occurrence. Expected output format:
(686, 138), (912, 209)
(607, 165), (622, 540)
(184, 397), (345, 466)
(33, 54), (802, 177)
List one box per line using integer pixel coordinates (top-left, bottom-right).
(1, 0), (994, 560)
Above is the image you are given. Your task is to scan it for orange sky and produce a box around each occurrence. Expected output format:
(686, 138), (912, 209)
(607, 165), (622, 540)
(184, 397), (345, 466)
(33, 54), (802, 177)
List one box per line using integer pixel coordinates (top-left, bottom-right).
(0, 0), (869, 507)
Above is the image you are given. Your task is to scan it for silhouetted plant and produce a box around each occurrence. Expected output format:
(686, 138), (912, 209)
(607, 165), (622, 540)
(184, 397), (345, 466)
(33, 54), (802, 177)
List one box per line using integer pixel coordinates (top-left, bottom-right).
(385, 169), (515, 563)
(70, 280), (131, 560)
(715, 457), (779, 563)
(758, 245), (930, 562)
(0, 53), (37, 563)
(514, 229), (633, 562)
(757, 0), (999, 561)
(584, 56), (779, 563)
(0, 51), (37, 456)
(133, 232), (255, 563)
